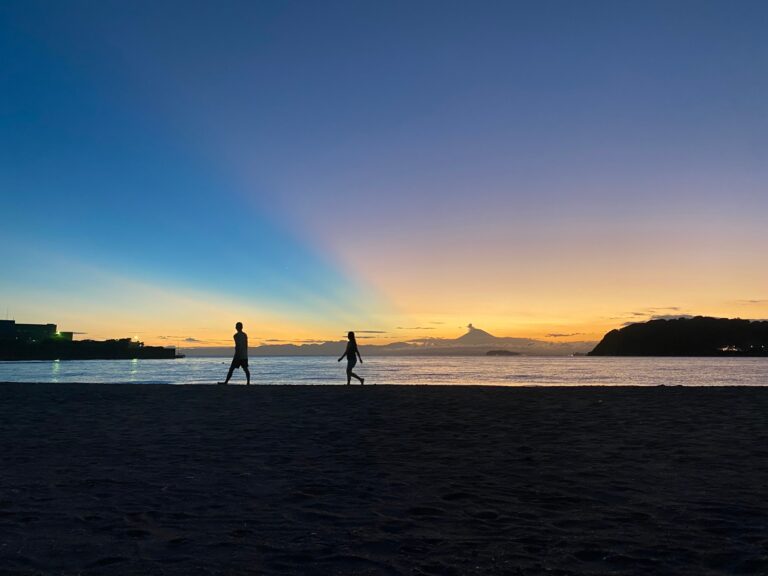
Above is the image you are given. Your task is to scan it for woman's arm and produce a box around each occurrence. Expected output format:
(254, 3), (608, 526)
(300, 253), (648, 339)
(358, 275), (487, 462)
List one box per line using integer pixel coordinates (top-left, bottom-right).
(357, 349), (363, 363)
(338, 351), (346, 362)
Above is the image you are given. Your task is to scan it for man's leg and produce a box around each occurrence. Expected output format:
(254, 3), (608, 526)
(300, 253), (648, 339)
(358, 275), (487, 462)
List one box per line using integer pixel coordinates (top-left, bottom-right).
(243, 365), (251, 385)
(224, 360), (237, 384)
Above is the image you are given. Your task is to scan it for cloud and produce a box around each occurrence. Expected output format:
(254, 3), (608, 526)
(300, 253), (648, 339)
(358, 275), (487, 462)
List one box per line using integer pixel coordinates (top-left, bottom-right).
(355, 330), (387, 334)
(396, 326), (436, 330)
(649, 314), (694, 321)
(158, 335), (204, 342)
(737, 299), (767, 305)
(429, 321), (445, 325)
(546, 333), (582, 338)
(631, 306), (681, 316)
(158, 335), (228, 345)
(619, 307), (683, 320)
(623, 314), (694, 326)
(262, 339), (327, 344)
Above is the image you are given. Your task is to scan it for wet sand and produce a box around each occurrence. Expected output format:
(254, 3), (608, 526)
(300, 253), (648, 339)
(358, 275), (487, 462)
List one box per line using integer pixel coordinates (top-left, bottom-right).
(1, 383), (767, 575)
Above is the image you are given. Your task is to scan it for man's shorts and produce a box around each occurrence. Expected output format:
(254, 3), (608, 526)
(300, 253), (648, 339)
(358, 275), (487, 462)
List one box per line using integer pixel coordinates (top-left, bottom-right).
(230, 357), (249, 369)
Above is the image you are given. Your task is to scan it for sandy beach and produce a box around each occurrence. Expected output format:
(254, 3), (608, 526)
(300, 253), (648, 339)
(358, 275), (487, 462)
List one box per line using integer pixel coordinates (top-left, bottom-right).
(1, 383), (766, 575)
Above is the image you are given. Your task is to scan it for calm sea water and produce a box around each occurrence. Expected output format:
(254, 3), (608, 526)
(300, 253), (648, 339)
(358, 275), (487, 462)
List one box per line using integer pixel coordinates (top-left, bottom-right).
(0, 356), (766, 386)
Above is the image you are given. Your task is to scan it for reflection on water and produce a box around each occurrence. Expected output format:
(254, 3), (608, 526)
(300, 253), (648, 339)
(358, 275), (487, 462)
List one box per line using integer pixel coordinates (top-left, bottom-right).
(0, 356), (767, 386)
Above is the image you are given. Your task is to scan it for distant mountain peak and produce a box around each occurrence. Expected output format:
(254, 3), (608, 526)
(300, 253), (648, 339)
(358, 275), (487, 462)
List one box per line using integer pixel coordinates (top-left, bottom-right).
(456, 323), (497, 343)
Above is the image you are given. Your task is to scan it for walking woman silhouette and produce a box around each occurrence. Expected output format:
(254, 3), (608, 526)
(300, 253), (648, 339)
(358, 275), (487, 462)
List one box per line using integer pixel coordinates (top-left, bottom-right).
(338, 331), (365, 385)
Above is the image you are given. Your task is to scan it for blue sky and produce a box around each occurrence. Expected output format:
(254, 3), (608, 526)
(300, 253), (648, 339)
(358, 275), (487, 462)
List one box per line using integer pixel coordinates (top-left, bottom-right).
(2, 1), (767, 343)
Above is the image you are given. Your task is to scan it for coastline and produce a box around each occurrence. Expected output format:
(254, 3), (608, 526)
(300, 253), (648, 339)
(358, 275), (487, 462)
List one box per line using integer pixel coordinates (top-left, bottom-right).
(1, 384), (766, 575)
(2, 356), (767, 388)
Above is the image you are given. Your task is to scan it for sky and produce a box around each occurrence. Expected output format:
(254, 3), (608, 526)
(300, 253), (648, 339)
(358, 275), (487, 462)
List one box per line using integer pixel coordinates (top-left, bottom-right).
(2, 0), (767, 346)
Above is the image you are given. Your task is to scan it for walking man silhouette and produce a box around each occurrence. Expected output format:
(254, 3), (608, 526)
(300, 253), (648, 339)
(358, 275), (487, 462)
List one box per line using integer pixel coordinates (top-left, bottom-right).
(219, 322), (250, 385)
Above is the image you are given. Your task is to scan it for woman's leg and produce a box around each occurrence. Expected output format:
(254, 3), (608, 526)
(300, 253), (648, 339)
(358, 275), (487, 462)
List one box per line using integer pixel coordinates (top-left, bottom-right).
(349, 371), (363, 384)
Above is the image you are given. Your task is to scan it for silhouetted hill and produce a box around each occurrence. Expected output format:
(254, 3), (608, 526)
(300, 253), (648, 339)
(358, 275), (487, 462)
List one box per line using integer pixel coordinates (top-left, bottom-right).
(589, 316), (768, 356)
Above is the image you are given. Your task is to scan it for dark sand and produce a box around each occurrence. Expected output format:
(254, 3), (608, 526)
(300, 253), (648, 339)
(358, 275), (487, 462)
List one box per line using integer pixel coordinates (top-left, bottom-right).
(1, 383), (767, 575)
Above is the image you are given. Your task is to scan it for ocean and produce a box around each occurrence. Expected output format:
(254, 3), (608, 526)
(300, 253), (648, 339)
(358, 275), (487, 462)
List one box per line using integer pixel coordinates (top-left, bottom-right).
(0, 356), (766, 386)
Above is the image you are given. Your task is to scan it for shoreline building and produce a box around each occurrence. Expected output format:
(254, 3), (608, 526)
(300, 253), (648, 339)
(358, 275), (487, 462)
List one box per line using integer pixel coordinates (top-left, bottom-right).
(0, 320), (74, 343)
(0, 320), (176, 360)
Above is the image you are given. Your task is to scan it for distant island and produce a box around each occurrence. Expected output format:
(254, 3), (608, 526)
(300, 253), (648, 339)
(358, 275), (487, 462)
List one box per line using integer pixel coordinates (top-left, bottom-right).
(0, 320), (177, 361)
(485, 350), (520, 356)
(589, 316), (768, 356)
